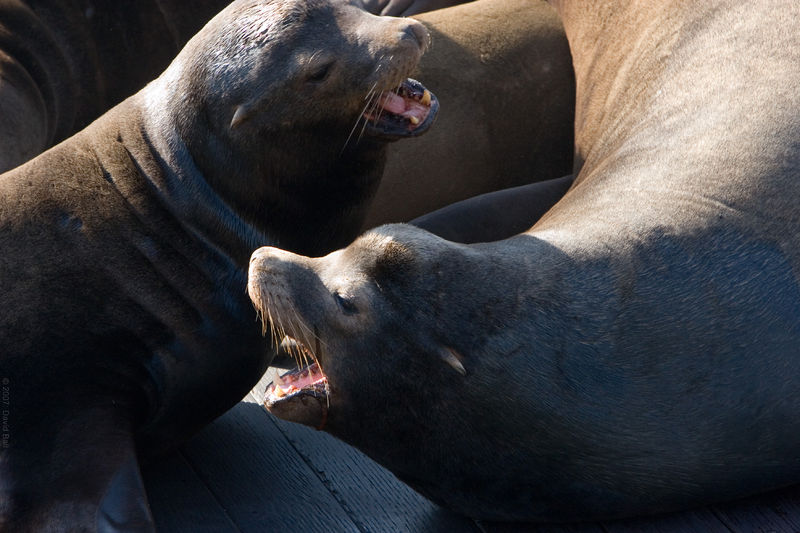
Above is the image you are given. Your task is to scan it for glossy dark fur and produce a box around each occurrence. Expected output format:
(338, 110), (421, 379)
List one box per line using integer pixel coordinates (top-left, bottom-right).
(411, 174), (573, 243)
(250, 0), (800, 522)
(0, 0), (233, 173)
(0, 0), (429, 530)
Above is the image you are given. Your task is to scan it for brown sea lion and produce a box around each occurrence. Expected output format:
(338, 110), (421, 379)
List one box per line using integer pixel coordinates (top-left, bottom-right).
(0, 0), (437, 530)
(249, 0), (800, 522)
(363, 0), (574, 228)
(409, 174), (574, 243)
(0, 0), (238, 173)
(362, 0), (473, 16)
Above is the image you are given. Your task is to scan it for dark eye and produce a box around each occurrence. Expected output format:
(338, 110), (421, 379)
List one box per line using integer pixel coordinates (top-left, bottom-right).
(307, 61), (333, 83)
(334, 292), (358, 314)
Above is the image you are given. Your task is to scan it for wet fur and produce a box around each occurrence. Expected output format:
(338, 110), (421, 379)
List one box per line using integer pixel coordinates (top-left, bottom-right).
(0, 0), (233, 173)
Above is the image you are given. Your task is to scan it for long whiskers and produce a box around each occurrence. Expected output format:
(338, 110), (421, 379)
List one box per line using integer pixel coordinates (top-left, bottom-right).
(253, 284), (330, 374)
(342, 81), (380, 152)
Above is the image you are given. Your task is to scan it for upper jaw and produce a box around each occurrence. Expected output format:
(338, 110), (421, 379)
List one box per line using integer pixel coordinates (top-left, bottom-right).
(360, 78), (439, 140)
(263, 335), (331, 429)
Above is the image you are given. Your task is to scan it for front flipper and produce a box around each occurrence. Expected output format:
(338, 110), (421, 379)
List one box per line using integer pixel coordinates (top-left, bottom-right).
(97, 455), (155, 533)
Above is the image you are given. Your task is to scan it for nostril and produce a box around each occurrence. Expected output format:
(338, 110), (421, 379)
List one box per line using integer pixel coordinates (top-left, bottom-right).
(402, 22), (430, 51)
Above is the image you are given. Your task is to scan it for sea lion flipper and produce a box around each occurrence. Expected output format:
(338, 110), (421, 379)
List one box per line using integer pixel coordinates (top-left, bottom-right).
(97, 454), (155, 533)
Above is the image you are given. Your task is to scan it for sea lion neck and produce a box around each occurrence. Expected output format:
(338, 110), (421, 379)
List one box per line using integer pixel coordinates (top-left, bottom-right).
(183, 117), (389, 258)
(134, 84), (272, 268)
(549, 1), (686, 176)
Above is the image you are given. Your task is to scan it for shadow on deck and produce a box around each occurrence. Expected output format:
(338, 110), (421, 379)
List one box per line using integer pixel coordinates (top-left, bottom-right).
(142, 367), (800, 533)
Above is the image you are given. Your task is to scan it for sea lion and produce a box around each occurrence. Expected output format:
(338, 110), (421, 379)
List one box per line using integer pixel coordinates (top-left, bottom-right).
(0, 0), (437, 530)
(409, 174), (574, 243)
(363, 0), (574, 228)
(0, 0), (236, 173)
(249, 0), (800, 522)
(362, 0), (473, 16)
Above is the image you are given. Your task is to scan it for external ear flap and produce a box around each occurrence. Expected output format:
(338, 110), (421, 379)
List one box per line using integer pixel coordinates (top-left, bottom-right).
(230, 104), (251, 129)
(439, 346), (466, 376)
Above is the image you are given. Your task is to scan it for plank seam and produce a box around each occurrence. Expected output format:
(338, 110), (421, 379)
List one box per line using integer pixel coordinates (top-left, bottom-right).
(176, 448), (245, 533)
(265, 406), (369, 533)
(710, 504), (779, 533)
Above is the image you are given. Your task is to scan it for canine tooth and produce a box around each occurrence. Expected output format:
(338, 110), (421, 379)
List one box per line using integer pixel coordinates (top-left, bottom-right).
(409, 116), (420, 125)
(420, 89), (431, 106)
(440, 347), (466, 376)
(273, 385), (286, 398)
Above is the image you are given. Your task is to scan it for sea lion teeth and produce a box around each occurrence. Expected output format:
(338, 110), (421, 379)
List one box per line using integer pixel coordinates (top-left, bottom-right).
(420, 89), (431, 106)
(439, 347), (466, 376)
(230, 104), (248, 129)
(273, 385), (286, 398)
(409, 116), (420, 125)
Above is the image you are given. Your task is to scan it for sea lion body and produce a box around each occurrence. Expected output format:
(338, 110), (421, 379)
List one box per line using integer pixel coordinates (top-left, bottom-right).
(0, 0), (233, 173)
(249, 0), (800, 522)
(363, 0), (574, 228)
(0, 0), (436, 529)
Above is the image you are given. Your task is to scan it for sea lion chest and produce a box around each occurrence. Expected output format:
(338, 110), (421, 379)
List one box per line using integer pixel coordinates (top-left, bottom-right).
(0, 105), (269, 454)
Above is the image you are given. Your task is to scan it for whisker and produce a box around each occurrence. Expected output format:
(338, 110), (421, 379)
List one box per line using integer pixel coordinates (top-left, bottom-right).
(342, 88), (378, 152)
(358, 92), (383, 142)
(314, 326), (330, 409)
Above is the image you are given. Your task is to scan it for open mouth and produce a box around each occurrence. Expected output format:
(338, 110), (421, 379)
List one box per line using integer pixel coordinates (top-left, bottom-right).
(268, 360), (328, 400)
(264, 336), (330, 429)
(362, 78), (439, 140)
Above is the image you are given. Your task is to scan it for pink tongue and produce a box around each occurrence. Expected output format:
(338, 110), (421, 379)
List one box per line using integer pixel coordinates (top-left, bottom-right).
(403, 100), (429, 123)
(377, 91), (407, 114)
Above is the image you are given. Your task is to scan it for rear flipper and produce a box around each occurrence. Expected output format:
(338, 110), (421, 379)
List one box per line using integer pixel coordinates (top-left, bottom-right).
(98, 454), (155, 533)
(1, 410), (154, 532)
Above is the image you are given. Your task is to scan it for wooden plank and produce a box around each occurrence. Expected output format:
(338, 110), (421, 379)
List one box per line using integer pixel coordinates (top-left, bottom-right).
(178, 394), (359, 533)
(477, 520), (605, 533)
(603, 508), (732, 533)
(143, 451), (240, 533)
(712, 485), (800, 533)
(256, 366), (481, 533)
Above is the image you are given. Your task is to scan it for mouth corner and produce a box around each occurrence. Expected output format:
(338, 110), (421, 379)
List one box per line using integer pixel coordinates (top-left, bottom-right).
(263, 337), (330, 430)
(362, 78), (439, 141)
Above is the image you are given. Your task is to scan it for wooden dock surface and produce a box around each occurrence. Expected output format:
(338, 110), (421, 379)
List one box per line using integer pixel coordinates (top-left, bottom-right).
(142, 366), (800, 533)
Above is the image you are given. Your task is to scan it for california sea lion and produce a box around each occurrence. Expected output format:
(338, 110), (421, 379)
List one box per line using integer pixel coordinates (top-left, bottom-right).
(362, 0), (473, 16)
(0, 0), (437, 530)
(249, 0), (800, 522)
(363, 0), (574, 228)
(0, 0), (237, 173)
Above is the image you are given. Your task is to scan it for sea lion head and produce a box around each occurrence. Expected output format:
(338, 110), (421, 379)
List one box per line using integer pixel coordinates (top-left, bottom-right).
(249, 224), (583, 518)
(248, 223), (470, 424)
(247, 224), (530, 507)
(142, 0), (439, 256)
(163, 0), (437, 139)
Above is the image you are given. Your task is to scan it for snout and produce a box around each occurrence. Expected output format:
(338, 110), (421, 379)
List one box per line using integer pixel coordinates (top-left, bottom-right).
(401, 19), (431, 54)
(248, 246), (299, 305)
(247, 246), (321, 309)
